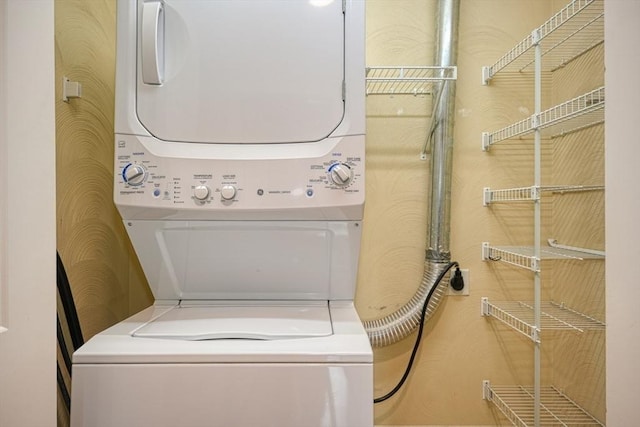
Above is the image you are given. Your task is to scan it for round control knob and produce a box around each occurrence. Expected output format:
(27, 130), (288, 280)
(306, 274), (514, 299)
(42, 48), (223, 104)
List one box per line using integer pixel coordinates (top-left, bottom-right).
(123, 163), (146, 186)
(193, 185), (211, 201)
(329, 163), (353, 187)
(220, 185), (237, 201)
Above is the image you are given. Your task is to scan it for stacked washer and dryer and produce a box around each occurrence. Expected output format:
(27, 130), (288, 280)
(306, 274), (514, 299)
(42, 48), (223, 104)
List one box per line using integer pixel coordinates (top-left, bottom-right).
(70, 0), (372, 426)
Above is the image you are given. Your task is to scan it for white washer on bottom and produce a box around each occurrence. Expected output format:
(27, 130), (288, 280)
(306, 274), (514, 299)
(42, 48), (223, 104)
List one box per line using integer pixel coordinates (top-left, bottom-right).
(70, 300), (373, 427)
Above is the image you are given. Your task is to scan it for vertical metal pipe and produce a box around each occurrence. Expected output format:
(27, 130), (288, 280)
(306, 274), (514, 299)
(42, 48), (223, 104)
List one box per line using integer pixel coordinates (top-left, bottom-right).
(364, 0), (460, 347)
(427, 0), (459, 261)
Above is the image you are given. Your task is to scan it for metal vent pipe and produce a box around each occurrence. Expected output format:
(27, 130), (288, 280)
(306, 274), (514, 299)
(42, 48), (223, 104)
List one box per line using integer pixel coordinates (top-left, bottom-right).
(363, 0), (460, 347)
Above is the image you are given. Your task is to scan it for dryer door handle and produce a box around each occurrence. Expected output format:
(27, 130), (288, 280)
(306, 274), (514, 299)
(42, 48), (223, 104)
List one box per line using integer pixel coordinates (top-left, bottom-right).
(141, 0), (164, 85)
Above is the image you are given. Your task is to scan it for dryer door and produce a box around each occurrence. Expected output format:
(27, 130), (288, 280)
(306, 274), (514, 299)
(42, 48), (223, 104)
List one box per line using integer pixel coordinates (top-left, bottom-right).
(135, 0), (345, 144)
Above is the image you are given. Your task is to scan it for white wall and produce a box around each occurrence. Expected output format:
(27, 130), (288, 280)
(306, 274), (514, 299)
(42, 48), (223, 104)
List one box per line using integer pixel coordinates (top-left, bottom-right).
(605, 1), (640, 425)
(0, 0), (6, 333)
(0, 0), (56, 426)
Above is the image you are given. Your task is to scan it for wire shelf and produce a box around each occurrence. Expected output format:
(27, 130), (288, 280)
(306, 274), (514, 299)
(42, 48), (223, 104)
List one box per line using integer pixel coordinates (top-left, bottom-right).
(482, 87), (604, 149)
(539, 87), (604, 138)
(482, 242), (604, 272)
(484, 186), (539, 205)
(482, 298), (605, 342)
(365, 66), (457, 96)
(483, 382), (605, 427)
(482, 0), (603, 82)
(480, 2), (605, 424)
(483, 185), (604, 205)
(482, 243), (540, 271)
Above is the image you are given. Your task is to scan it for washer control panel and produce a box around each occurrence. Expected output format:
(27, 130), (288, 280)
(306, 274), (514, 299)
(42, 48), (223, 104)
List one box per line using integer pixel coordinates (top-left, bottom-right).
(115, 135), (364, 219)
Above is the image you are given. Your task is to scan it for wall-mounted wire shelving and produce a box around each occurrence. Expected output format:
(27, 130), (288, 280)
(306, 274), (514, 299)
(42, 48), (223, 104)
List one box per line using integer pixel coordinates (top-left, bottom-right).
(481, 242), (604, 272)
(365, 66), (457, 96)
(482, 86), (604, 150)
(483, 185), (604, 205)
(482, 0), (603, 83)
(483, 383), (605, 427)
(479, 0), (605, 425)
(481, 298), (605, 342)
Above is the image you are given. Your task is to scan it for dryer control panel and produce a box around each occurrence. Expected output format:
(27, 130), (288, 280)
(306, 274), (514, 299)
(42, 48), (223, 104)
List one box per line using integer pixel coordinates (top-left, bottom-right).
(115, 135), (365, 221)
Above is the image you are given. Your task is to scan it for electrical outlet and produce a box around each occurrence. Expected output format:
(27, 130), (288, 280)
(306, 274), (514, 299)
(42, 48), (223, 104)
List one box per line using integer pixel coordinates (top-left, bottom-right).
(448, 268), (470, 296)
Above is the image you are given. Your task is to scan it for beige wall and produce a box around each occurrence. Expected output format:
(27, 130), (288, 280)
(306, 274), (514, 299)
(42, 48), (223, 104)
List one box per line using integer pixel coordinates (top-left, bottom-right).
(360, 0), (604, 425)
(56, 3), (152, 422)
(55, 0), (152, 341)
(54, 0), (605, 426)
(549, 43), (605, 421)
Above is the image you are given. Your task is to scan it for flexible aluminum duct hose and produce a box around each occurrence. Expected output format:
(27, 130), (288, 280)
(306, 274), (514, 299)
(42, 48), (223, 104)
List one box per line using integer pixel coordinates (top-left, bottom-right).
(363, 260), (451, 347)
(363, 0), (459, 347)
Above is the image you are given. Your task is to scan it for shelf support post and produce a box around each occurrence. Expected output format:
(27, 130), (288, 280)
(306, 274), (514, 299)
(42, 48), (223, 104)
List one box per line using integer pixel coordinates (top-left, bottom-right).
(533, 24), (542, 427)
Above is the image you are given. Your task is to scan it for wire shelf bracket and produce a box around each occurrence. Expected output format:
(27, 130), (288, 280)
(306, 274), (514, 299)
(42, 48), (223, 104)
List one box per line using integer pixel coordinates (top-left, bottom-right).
(547, 238), (605, 257)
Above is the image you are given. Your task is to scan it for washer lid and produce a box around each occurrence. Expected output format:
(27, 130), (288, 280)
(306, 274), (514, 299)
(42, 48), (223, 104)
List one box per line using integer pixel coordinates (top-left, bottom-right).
(132, 302), (333, 341)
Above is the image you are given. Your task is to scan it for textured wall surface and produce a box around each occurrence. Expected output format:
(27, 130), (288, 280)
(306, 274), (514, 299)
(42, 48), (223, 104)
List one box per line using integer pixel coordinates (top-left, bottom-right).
(55, 3), (153, 422)
(55, 0), (152, 356)
(549, 42), (605, 421)
(54, 0), (605, 425)
(359, 0), (604, 425)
